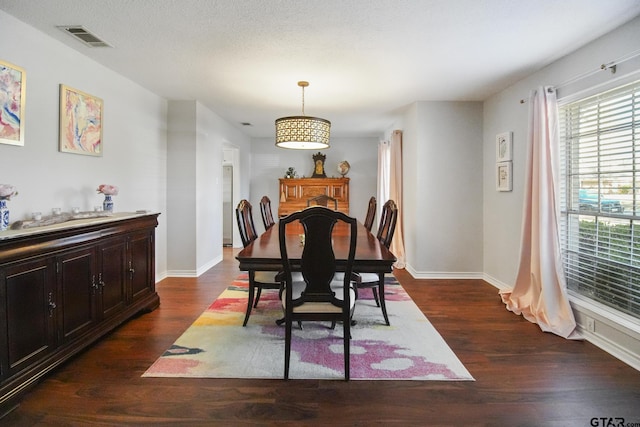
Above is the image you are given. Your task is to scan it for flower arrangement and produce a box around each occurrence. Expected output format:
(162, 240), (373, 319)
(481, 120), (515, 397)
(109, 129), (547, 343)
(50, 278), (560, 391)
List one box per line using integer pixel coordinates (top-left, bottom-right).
(97, 184), (119, 196)
(0, 184), (18, 200)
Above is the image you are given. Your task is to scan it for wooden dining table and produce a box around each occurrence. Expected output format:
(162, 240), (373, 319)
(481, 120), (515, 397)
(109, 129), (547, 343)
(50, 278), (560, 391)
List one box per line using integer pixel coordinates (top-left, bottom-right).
(236, 220), (396, 274)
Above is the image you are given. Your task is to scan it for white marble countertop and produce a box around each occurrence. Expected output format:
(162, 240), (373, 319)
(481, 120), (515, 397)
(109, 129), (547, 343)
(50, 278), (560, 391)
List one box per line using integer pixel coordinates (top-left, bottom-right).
(0, 211), (159, 241)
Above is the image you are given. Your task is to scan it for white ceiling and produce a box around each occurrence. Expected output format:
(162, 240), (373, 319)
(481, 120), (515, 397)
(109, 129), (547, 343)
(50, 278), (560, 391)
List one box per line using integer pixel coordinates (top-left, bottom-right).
(2, 0), (640, 138)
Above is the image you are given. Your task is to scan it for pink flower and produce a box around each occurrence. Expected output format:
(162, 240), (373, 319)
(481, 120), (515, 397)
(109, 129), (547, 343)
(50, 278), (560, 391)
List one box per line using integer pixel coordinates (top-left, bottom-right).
(97, 184), (119, 196)
(0, 184), (18, 200)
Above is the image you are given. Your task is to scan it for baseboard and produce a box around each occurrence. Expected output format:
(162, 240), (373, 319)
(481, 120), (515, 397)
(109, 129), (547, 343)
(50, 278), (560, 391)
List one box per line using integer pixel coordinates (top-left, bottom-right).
(405, 263), (484, 279)
(164, 254), (224, 278)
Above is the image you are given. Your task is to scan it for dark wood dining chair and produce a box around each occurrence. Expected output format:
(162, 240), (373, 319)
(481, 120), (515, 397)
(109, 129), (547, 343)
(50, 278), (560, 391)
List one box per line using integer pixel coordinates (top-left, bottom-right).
(307, 194), (338, 210)
(235, 199), (283, 326)
(259, 195), (275, 230)
(363, 196), (376, 232)
(354, 199), (398, 326)
(279, 206), (358, 380)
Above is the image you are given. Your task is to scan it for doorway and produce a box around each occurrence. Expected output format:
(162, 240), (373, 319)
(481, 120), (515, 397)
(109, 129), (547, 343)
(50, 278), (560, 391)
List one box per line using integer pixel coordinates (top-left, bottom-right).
(222, 165), (233, 247)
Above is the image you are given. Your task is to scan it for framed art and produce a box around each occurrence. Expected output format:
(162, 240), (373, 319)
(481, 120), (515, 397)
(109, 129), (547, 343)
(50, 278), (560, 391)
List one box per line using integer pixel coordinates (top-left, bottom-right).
(496, 161), (512, 192)
(0, 59), (26, 146)
(59, 84), (103, 156)
(496, 131), (512, 162)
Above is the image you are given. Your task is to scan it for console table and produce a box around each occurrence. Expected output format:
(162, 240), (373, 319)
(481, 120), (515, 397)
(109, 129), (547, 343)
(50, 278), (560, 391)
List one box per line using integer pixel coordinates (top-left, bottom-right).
(278, 177), (349, 217)
(0, 212), (160, 414)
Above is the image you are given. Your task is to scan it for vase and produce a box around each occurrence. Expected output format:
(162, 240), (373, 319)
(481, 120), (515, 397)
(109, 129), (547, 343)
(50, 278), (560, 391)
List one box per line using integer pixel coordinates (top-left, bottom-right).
(0, 200), (9, 231)
(103, 195), (114, 213)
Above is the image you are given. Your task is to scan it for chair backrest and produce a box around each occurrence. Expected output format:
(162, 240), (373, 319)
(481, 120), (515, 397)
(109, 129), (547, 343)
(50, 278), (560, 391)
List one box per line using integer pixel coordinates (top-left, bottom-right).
(376, 199), (398, 249)
(236, 199), (259, 248)
(307, 194), (338, 210)
(259, 195), (275, 230)
(363, 196), (377, 232)
(279, 206), (357, 308)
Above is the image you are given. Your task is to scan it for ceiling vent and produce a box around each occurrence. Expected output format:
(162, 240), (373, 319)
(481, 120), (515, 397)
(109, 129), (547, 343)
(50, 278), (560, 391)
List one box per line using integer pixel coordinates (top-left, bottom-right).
(57, 26), (112, 48)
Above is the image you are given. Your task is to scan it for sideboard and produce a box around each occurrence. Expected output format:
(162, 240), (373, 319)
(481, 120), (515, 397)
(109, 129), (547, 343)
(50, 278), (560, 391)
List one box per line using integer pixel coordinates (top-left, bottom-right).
(0, 212), (160, 415)
(278, 177), (349, 217)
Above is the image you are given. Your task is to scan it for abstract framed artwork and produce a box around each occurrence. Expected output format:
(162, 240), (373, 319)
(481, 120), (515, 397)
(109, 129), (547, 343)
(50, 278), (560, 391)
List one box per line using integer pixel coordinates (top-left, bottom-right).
(496, 131), (512, 162)
(59, 84), (103, 156)
(496, 161), (512, 192)
(0, 59), (27, 146)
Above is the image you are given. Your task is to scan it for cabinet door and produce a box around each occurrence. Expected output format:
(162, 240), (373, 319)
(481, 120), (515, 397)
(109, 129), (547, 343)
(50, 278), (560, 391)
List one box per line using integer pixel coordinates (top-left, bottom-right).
(0, 257), (56, 378)
(129, 231), (154, 302)
(57, 247), (97, 343)
(97, 238), (127, 318)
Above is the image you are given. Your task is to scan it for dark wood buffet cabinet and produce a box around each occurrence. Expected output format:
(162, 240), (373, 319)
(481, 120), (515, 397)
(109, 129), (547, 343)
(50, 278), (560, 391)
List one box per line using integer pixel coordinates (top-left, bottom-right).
(0, 213), (160, 414)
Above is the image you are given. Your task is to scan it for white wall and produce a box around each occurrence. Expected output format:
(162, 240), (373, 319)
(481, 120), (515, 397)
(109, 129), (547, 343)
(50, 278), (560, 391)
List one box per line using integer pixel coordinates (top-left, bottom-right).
(1, 10), (254, 280)
(402, 101), (484, 277)
(249, 137), (379, 232)
(166, 100), (252, 275)
(0, 10), (169, 277)
(483, 16), (640, 369)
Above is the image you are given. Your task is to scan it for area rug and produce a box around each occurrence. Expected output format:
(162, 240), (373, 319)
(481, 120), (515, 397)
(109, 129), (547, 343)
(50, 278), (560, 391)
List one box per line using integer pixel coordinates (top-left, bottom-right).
(143, 274), (474, 381)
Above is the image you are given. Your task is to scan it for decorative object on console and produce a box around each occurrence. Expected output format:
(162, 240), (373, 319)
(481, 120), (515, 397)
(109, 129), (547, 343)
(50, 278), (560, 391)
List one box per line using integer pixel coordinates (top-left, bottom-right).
(275, 81), (331, 150)
(338, 160), (350, 176)
(312, 151), (326, 178)
(97, 184), (118, 212)
(59, 84), (103, 156)
(0, 184), (18, 231)
(284, 167), (296, 178)
(0, 59), (26, 146)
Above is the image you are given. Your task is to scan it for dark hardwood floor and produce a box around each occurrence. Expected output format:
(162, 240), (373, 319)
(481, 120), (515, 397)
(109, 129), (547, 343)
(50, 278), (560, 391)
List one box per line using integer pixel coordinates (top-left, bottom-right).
(3, 247), (639, 426)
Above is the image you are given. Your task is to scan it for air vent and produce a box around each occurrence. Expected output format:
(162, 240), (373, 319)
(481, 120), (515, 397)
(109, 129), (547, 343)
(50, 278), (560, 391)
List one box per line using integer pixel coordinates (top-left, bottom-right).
(57, 26), (112, 48)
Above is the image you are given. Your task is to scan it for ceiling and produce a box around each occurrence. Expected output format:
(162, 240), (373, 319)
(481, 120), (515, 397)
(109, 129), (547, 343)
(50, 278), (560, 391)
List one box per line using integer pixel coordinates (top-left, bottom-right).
(2, 0), (640, 139)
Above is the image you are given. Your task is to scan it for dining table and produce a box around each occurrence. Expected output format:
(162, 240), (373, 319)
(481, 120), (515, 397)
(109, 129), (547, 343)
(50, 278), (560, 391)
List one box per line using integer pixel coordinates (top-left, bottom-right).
(236, 220), (396, 274)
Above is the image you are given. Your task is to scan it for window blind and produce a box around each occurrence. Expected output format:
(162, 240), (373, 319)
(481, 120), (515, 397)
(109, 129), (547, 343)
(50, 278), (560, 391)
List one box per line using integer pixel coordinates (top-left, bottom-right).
(559, 79), (640, 319)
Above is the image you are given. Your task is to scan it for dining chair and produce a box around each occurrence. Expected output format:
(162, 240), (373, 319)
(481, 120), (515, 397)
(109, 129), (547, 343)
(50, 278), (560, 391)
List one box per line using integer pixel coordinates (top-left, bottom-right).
(354, 199), (398, 326)
(235, 199), (283, 326)
(279, 206), (358, 380)
(307, 194), (338, 210)
(363, 196), (376, 232)
(259, 195), (276, 230)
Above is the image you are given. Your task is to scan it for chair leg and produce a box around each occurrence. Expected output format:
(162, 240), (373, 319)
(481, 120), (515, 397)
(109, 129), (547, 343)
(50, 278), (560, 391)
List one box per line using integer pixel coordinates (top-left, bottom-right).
(243, 278), (256, 327)
(377, 274), (390, 326)
(343, 314), (350, 381)
(284, 317), (292, 380)
(371, 287), (381, 307)
(253, 287), (263, 308)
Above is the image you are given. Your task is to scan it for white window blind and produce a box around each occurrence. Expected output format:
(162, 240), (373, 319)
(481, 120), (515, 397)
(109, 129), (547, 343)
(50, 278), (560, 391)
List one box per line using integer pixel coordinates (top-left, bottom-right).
(559, 79), (640, 319)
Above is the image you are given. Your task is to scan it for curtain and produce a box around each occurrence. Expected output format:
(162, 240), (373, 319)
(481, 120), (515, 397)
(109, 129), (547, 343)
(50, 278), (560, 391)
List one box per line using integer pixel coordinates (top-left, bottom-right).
(378, 130), (406, 269)
(499, 87), (579, 339)
(377, 141), (390, 210)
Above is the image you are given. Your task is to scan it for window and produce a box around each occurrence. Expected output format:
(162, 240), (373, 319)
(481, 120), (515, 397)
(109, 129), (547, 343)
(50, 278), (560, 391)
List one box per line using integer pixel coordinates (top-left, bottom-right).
(559, 80), (640, 319)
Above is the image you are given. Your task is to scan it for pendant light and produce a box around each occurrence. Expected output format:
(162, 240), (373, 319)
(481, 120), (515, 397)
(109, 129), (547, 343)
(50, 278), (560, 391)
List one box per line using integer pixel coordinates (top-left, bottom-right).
(275, 81), (331, 149)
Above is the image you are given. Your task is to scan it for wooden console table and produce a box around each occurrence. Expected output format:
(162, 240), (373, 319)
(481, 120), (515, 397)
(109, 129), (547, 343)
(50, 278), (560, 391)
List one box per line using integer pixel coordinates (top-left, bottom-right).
(278, 177), (349, 217)
(0, 212), (160, 414)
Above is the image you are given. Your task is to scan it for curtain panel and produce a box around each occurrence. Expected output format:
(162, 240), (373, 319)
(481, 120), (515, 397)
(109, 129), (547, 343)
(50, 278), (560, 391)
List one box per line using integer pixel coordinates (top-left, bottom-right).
(499, 87), (579, 339)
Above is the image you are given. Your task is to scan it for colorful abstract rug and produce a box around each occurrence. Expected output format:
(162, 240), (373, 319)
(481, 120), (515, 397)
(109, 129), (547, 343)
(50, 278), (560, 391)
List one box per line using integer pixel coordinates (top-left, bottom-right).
(143, 274), (474, 381)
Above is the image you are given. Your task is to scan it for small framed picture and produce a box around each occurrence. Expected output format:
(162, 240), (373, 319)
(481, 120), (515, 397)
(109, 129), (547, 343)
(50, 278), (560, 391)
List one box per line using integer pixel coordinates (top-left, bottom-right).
(0, 59), (26, 146)
(496, 131), (512, 162)
(496, 161), (512, 192)
(59, 84), (103, 156)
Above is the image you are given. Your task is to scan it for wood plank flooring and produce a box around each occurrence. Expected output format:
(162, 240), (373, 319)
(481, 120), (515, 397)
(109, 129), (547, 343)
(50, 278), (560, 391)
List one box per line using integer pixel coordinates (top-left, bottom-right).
(2, 247), (639, 426)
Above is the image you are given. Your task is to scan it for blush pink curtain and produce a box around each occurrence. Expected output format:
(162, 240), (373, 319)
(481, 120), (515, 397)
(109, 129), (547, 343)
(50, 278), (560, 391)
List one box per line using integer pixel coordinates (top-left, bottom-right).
(389, 130), (405, 268)
(377, 130), (405, 269)
(499, 87), (579, 339)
